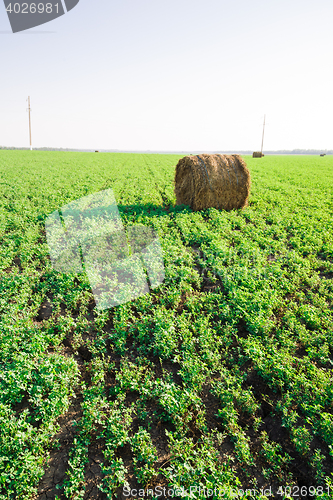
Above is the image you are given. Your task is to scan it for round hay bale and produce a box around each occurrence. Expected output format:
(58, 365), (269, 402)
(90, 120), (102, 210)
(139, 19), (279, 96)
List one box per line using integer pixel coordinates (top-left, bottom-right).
(174, 153), (251, 211)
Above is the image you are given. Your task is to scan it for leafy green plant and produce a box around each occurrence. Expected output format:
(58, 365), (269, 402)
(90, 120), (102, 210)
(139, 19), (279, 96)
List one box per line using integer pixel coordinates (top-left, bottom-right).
(102, 402), (133, 458)
(310, 449), (326, 482)
(98, 458), (129, 499)
(290, 426), (312, 456)
(130, 427), (157, 485)
(61, 437), (89, 499)
(259, 431), (292, 474)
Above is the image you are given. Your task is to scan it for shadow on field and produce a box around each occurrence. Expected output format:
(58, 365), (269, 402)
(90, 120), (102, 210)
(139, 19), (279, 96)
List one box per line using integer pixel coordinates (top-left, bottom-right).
(116, 202), (193, 218)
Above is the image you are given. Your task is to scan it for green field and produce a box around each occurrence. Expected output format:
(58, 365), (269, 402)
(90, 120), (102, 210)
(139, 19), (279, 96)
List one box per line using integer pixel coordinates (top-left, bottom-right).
(0, 152), (333, 500)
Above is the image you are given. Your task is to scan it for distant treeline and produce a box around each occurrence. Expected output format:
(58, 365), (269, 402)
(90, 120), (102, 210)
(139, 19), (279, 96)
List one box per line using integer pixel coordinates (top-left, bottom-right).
(0, 146), (91, 152)
(0, 146), (332, 154)
(261, 149), (333, 155)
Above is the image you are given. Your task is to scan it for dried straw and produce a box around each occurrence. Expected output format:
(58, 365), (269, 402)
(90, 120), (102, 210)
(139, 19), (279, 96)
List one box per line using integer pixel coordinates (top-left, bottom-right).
(174, 153), (251, 211)
(252, 151), (264, 158)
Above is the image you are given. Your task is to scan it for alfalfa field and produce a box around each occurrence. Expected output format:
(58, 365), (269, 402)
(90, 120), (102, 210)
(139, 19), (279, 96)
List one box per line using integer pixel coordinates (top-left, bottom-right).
(0, 152), (332, 499)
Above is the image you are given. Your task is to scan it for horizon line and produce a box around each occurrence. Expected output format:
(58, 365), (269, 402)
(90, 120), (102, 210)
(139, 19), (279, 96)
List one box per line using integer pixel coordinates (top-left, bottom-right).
(0, 147), (332, 154)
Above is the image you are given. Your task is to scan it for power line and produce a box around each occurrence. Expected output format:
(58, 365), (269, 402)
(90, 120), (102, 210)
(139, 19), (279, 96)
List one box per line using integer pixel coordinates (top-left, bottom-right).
(260, 114), (265, 155)
(27, 96), (32, 151)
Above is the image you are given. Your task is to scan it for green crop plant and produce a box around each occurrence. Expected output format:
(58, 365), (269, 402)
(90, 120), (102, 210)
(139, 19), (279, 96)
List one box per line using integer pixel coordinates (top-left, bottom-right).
(61, 437), (89, 499)
(98, 459), (129, 499)
(259, 431), (292, 475)
(130, 427), (158, 485)
(310, 449), (326, 482)
(290, 426), (312, 456)
(102, 402), (134, 458)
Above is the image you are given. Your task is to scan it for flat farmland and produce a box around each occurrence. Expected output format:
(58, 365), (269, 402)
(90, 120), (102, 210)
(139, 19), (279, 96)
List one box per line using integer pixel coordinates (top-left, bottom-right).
(0, 152), (332, 500)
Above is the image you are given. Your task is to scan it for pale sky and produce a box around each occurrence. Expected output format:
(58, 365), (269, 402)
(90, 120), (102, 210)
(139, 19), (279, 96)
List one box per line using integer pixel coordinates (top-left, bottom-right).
(0, 0), (332, 151)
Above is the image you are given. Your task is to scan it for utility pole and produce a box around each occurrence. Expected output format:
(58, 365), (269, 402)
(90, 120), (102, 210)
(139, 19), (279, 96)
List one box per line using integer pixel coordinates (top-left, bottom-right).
(260, 114), (265, 156)
(27, 96), (32, 150)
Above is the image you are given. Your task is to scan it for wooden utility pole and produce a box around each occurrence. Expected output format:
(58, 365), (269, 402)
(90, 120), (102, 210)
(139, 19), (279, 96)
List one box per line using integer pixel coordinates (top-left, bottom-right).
(260, 114), (265, 156)
(27, 96), (32, 150)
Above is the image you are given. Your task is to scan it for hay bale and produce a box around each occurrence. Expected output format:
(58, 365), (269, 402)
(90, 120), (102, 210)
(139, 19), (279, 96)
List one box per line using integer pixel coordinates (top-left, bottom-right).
(174, 153), (251, 211)
(252, 151), (264, 158)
